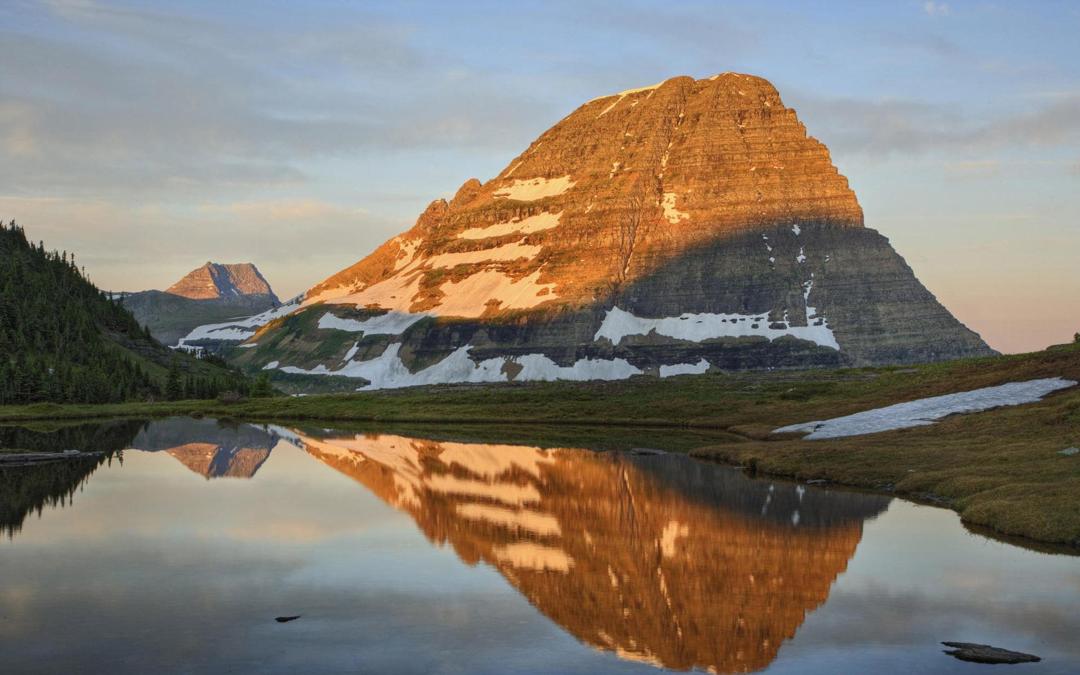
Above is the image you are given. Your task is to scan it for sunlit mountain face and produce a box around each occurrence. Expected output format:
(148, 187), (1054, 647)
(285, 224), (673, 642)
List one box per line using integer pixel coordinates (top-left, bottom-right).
(280, 428), (890, 672)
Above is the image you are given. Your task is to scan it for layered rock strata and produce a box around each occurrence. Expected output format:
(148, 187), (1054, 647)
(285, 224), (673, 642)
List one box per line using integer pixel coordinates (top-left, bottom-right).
(188, 73), (992, 388)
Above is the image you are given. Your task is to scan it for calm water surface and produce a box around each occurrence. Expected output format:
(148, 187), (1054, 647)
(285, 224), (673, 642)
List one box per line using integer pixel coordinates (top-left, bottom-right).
(1, 418), (1078, 674)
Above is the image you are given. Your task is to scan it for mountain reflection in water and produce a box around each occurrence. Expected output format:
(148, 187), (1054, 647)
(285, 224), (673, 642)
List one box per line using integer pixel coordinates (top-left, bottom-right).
(0, 418), (898, 673)
(132, 417), (275, 479)
(279, 427), (891, 673)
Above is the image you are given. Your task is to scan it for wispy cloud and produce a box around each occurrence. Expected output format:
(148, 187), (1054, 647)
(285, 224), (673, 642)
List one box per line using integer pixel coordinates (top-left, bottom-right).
(795, 93), (1080, 158)
(923, 1), (950, 17)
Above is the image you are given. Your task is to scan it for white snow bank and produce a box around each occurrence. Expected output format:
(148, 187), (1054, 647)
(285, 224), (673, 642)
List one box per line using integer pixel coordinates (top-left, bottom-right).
(271, 343), (641, 390)
(317, 311), (427, 336)
(775, 377), (1077, 439)
(659, 359), (710, 378)
(494, 175), (574, 201)
(435, 268), (556, 318)
(661, 192), (689, 224)
(427, 239), (541, 268)
(458, 211), (562, 240)
(177, 295), (302, 346)
(594, 306), (839, 351)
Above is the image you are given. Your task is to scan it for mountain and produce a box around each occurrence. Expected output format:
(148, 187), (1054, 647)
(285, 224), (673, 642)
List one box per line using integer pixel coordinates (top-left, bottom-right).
(193, 73), (993, 390)
(0, 222), (250, 404)
(166, 262), (278, 301)
(121, 262), (280, 346)
(283, 429), (890, 672)
(131, 417), (276, 479)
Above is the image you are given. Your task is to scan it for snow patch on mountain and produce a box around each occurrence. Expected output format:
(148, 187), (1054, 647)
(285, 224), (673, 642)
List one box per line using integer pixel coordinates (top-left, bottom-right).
(317, 311), (427, 336)
(177, 296), (301, 346)
(269, 343), (641, 390)
(661, 192), (689, 224)
(458, 211), (562, 240)
(435, 268), (556, 317)
(659, 359), (711, 377)
(494, 175), (574, 201)
(594, 306), (839, 351)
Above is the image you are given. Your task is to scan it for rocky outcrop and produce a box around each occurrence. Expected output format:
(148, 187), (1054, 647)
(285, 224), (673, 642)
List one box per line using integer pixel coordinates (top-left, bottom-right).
(207, 73), (992, 388)
(121, 262), (280, 346)
(166, 262), (278, 302)
(283, 429), (890, 672)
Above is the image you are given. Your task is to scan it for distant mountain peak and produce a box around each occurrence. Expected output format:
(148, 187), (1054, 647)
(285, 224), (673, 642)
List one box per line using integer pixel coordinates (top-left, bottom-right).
(166, 262), (279, 302)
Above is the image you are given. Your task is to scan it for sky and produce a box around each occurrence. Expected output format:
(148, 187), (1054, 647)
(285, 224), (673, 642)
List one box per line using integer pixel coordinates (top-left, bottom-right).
(1, 0), (1078, 353)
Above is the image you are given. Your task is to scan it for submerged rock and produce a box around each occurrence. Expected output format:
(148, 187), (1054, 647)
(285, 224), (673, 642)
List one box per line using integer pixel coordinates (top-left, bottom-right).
(942, 642), (1041, 664)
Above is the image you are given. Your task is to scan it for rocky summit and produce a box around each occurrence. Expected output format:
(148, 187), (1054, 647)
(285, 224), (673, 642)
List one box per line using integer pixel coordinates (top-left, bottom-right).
(189, 72), (993, 389)
(167, 262), (278, 302)
(123, 262), (280, 346)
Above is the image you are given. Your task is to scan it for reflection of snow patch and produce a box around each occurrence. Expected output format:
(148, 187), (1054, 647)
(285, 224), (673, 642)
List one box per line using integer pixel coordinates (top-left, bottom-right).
(776, 377), (1077, 439)
(493, 542), (573, 572)
(456, 504), (561, 536)
(660, 520), (689, 558)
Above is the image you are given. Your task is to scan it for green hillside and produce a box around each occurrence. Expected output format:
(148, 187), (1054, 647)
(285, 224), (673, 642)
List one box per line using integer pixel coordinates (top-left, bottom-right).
(0, 221), (257, 404)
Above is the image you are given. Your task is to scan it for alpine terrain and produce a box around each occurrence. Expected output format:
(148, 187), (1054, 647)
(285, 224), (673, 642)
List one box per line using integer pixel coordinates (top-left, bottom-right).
(184, 73), (994, 390)
(122, 262), (280, 346)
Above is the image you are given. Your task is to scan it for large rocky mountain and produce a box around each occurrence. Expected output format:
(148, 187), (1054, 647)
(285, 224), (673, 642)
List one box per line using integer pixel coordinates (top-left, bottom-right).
(189, 73), (993, 389)
(122, 262), (280, 346)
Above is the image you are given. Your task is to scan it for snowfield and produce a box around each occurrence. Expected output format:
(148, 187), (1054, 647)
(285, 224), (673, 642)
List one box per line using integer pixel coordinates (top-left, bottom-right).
(594, 306), (839, 351)
(317, 311), (427, 336)
(775, 377), (1077, 439)
(177, 296), (301, 347)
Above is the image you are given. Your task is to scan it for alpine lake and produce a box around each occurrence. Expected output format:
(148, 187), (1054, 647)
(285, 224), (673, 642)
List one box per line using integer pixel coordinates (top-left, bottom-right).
(2, 417), (1077, 673)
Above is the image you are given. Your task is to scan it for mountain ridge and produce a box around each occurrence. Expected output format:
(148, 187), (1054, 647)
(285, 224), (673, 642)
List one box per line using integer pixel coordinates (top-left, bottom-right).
(122, 262), (280, 346)
(182, 72), (993, 389)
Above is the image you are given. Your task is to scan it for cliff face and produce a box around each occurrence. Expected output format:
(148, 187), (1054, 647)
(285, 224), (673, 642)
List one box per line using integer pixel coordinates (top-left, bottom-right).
(203, 73), (991, 387)
(284, 430), (890, 672)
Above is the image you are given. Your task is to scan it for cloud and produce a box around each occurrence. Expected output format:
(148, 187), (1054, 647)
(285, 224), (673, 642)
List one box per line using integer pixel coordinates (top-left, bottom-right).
(923, 1), (950, 17)
(794, 92), (1080, 158)
(943, 159), (1000, 176)
(0, 6), (557, 200)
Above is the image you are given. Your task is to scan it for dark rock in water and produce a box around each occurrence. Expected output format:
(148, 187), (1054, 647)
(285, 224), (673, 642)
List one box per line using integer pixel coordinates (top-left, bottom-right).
(274, 615), (301, 623)
(942, 642), (1041, 664)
